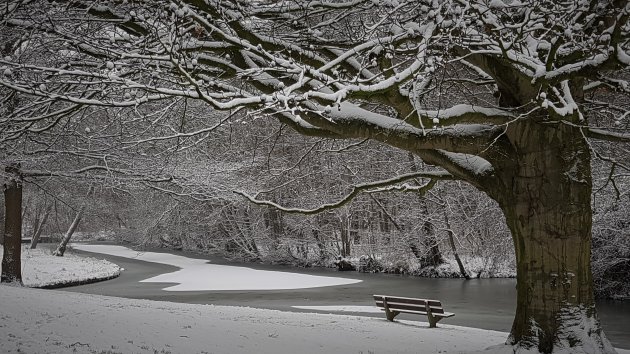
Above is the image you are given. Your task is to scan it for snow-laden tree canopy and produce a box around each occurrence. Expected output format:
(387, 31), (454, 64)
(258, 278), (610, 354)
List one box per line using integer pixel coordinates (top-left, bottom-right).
(1, 1), (629, 353)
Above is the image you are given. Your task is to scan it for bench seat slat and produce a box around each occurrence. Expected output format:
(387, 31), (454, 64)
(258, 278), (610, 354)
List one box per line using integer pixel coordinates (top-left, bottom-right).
(377, 308), (455, 318)
(374, 301), (446, 314)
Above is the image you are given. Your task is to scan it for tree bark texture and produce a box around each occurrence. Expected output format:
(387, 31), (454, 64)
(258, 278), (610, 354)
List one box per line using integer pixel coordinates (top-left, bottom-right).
(490, 121), (615, 353)
(1, 165), (23, 284)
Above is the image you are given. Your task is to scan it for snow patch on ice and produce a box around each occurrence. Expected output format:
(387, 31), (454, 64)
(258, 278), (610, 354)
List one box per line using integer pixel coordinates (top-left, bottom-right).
(291, 305), (383, 313)
(72, 244), (362, 291)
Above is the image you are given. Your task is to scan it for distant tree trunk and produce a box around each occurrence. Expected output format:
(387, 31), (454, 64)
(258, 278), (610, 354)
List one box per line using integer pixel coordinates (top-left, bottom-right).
(1, 164), (23, 284)
(264, 207), (283, 251)
(53, 186), (94, 257)
(115, 214), (126, 228)
(30, 204), (52, 249)
(339, 219), (351, 257)
(416, 199), (444, 268)
(419, 220), (445, 267)
(408, 242), (422, 259)
(311, 228), (328, 262)
(444, 212), (470, 279)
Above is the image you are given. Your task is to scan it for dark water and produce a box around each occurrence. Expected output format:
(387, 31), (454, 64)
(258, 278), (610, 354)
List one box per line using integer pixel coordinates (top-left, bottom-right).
(65, 247), (630, 349)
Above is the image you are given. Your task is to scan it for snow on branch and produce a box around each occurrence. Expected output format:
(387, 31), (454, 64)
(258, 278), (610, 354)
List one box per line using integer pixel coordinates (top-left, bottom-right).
(555, 120), (630, 143)
(438, 151), (494, 176)
(20, 165), (172, 183)
(584, 77), (630, 93)
(418, 104), (515, 125)
(310, 102), (506, 156)
(233, 170), (453, 214)
(582, 127), (630, 143)
(247, 0), (372, 14)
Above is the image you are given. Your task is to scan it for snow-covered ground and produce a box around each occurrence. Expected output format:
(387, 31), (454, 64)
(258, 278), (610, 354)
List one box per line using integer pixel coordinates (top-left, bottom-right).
(72, 244), (362, 291)
(0, 245), (120, 288)
(2, 286), (628, 354)
(0, 285), (507, 354)
(1, 244), (628, 354)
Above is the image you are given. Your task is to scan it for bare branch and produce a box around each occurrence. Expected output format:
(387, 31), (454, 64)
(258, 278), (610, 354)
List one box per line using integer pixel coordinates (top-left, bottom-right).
(233, 170), (453, 214)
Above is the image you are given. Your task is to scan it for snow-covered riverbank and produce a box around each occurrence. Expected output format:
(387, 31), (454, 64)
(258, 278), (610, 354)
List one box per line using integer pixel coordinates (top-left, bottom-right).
(0, 245), (121, 288)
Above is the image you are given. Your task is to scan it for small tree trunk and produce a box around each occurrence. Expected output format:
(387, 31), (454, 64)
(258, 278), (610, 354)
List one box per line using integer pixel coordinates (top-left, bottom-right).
(53, 207), (85, 257)
(419, 220), (445, 267)
(312, 228), (328, 262)
(53, 186), (94, 257)
(1, 164), (23, 284)
(338, 215), (351, 257)
(444, 212), (470, 279)
(30, 204), (52, 249)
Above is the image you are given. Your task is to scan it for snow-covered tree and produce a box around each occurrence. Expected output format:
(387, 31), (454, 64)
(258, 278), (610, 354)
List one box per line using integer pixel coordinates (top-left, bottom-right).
(1, 1), (629, 353)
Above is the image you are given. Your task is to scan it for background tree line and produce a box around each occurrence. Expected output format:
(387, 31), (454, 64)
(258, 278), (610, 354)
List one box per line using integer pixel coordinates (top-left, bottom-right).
(4, 116), (626, 299)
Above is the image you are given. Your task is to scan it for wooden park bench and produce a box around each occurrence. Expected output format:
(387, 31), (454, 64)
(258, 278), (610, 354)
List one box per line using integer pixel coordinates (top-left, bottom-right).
(373, 294), (455, 328)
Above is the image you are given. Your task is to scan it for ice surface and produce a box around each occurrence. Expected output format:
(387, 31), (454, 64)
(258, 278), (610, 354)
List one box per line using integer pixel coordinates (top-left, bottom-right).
(72, 244), (362, 291)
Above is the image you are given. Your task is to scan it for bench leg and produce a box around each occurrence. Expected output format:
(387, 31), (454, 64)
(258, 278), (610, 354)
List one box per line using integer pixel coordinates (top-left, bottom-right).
(382, 298), (400, 322)
(385, 309), (400, 322)
(427, 313), (439, 328)
(425, 302), (439, 328)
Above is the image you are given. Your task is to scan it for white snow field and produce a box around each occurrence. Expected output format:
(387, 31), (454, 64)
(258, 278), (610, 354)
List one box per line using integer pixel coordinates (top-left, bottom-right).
(0, 285), (501, 354)
(2, 286), (628, 354)
(71, 243), (362, 291)
(1, 246), (628, 354)
(0, 245), (120, 288)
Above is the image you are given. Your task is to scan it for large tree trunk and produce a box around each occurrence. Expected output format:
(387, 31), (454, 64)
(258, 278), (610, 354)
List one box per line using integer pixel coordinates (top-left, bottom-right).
(492, 121), (615, 353)
(1, 165), (23, 284)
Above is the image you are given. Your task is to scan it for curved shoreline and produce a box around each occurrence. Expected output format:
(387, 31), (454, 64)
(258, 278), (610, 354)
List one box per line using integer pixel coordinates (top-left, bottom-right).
(37, 272), (121, 290)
